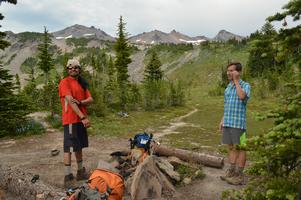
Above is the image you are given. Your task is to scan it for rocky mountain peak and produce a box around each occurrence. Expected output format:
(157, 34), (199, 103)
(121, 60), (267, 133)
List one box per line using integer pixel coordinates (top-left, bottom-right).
(213, 29), (244, 41)
(51, 24), (115, 41)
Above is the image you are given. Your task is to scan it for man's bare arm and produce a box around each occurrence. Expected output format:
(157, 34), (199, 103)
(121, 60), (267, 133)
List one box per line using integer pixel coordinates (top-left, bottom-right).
(219, 116), (224, 132)
(232, 71), (246, 100)
(234, 81), (246, 100)
(71, 96), (93, 106)
(65, 95), (90, 127)
(80, 96), (93, 106)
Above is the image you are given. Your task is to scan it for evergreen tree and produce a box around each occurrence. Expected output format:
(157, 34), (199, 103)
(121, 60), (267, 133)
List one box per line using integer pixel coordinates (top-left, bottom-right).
(0, 0), (30, 137)
(114, 16), (131, 110)
(144, 51), (163, 81)
(104, 56), (117, 105)
(0, 66), (29, 137)
(37, 26), (53, 83)
(267, 0), (301, 69)
(15, 73), (20, 93)
(247, 22), (278, 77)
(168, 80), (185, 106)
(42, 74), (61, 117)
(143, 50), (166, 110)
(0, 0), (16, 50)
(261, 21), (277, 36)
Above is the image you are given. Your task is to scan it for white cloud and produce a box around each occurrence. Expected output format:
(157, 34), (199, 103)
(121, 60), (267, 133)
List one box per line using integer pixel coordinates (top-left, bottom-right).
(0, 0), (291, 38)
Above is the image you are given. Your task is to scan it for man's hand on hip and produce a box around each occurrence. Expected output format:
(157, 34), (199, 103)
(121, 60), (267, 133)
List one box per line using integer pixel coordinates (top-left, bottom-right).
(81, 118), (90, 128)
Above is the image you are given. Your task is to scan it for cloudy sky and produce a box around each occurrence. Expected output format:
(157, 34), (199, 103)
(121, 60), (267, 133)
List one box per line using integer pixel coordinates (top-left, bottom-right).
(0, 0), (291, 38)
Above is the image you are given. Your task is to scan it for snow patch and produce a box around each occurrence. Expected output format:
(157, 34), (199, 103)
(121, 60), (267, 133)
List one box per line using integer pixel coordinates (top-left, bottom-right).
(65, 35), (73, 39)
(179, 38), (207, 45)
(55, 36), (65, 40)
(83, 33), (95, 37)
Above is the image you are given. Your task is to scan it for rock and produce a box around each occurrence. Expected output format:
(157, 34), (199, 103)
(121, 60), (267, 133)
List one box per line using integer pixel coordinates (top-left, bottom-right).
(194, 169), (205, 179)
(183, 177), (192, 185)
(97, 160), (120, 173)
(36, 193), (45, 199)
(156, 157), (181, 182)
(50, 149), (60, 156)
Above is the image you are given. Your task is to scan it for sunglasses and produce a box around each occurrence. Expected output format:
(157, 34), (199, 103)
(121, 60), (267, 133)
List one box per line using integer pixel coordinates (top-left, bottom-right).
(67, 66), (80, 70)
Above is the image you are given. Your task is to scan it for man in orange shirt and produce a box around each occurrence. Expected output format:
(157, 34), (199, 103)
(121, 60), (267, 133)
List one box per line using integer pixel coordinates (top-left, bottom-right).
(59, 59), (93, 188)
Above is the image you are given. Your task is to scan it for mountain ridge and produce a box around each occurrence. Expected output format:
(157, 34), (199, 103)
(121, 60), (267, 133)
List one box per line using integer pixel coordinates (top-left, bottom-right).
(5, 24), (245, 44)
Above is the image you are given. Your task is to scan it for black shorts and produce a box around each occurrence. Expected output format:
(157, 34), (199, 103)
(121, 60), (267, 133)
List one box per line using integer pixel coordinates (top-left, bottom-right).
(64, 122), (88, 152)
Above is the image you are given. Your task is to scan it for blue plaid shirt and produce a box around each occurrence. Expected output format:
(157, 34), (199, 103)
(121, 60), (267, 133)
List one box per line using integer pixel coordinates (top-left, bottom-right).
(223, 79), (250, 130)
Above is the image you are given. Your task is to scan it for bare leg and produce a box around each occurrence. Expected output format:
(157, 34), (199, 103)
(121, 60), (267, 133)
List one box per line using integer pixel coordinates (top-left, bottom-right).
(64, 152), (72, 176)
(228, 145), (238, 164)
(64, 152), (71, 165)
(75, 150), (84, 172)
(75, 150), (83, 162)
(237, 150), (246, 168)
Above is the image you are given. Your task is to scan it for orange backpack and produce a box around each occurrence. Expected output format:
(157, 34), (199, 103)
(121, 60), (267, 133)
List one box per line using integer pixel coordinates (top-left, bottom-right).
(67, 169), (124, 200)
(88, 169), (124, 200)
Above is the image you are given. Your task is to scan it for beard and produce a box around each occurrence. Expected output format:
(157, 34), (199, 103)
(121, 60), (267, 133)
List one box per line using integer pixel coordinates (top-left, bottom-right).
(69, 72), (80, 78)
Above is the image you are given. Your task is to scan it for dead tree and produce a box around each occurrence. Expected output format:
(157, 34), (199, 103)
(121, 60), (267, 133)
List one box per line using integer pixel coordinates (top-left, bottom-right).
(0, 165), (65, 200)
(152, 145), (224, 168)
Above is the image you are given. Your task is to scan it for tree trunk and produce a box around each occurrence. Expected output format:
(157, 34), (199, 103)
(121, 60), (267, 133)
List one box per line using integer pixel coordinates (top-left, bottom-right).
(152, 145), (224, 168)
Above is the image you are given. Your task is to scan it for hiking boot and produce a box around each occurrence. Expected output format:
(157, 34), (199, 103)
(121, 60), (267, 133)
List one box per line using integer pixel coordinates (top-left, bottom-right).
(64, 173), (77, 189)
(76, 167), (89, 181)
(225, 174), (245, 185)
(220, 168), (236, 181)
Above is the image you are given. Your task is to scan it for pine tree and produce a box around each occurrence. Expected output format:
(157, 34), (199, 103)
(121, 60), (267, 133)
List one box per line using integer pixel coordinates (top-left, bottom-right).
(37, 26), (53, 84)
(247, 22), (278, 77)
(260, 21), (277, 36)
(0, 0), (30, 137)
(114, 16), (131, 110)
(267, 0), (301, 69)
(104, 56), (117, 105)
(15, 73), (20, 93)
(42, 73), (61, 117)
(143, 50), (166, 110)
(144, 51), (163, 81)
(0, 0), (16, 50)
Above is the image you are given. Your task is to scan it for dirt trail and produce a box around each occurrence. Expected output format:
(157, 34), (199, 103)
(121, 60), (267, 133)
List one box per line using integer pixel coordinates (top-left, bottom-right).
(153, 108), (199, 139)
(0, 109), (243, 199)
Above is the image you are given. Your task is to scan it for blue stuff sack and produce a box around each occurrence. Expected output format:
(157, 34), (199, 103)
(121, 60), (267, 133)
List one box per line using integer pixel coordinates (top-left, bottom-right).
(132, 133), (151, 149)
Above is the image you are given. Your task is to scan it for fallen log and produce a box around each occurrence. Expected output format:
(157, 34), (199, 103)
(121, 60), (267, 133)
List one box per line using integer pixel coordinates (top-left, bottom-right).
(152, 145), (224, 168)
(0, 165), (65, 200)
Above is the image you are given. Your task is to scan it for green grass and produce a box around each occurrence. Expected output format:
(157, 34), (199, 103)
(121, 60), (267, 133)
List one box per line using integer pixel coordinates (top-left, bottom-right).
(161, 94), (276, 153)
(89, 106), (192, 138)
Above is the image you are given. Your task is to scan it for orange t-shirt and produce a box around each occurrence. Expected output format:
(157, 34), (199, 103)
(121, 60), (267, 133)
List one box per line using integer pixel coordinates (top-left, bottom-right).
(58, 76), (91, 125)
